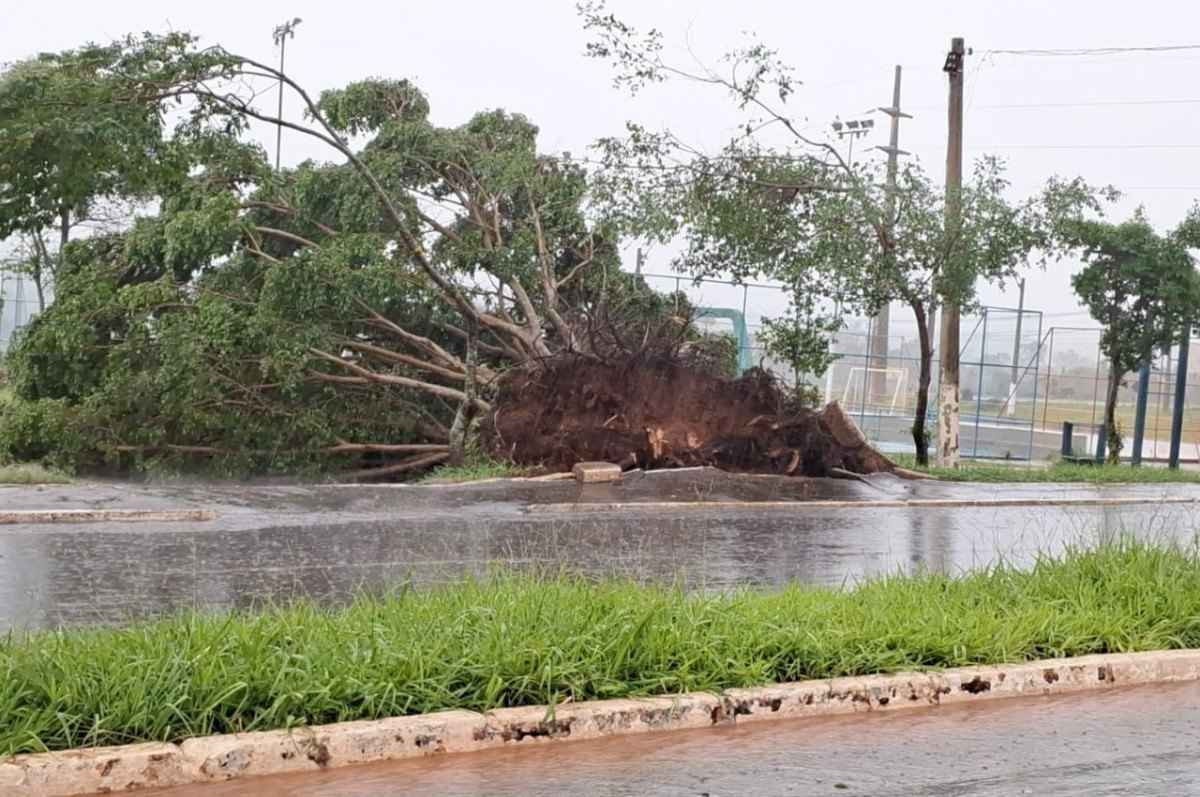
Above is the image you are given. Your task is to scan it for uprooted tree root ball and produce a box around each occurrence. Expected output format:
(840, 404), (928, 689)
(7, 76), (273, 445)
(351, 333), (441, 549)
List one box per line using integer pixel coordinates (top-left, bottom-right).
(487, 356), (897, 477)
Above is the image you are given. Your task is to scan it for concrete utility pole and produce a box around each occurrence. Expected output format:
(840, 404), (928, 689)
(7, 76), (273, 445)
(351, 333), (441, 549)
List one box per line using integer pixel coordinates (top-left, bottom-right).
(937, 37), (966, 468)
(272, 17), (302, 171)
(867, 66), (911, 407)
(1006, 277), (1026, 417)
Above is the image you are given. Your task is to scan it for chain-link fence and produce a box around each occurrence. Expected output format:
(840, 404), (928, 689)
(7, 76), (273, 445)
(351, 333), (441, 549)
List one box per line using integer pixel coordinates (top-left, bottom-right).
(646, 272), (1200, 463)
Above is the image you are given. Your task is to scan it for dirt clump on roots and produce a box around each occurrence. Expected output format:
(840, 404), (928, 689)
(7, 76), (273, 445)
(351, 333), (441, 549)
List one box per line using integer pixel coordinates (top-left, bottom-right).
(487, 356), (897, 477)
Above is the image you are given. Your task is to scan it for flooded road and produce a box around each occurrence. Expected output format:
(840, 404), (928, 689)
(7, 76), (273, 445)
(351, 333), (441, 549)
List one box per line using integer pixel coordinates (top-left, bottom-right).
(147, 681), (1200, 796)
(2, 471), (1199, 631)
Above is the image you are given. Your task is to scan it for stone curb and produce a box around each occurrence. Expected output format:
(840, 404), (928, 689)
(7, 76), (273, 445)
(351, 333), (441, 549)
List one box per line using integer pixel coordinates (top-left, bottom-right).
(525, 495), (1200, 513)
(0, 509), (216, 525)
(4, 650), (1199, 795)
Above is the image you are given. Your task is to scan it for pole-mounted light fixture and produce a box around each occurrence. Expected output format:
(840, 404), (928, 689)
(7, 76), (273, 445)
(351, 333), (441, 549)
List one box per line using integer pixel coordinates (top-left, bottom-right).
(273, 17), (302, 171)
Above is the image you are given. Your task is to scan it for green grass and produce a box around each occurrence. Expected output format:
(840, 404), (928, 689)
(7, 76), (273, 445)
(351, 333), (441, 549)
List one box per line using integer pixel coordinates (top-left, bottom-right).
(892, 455), (1200, 484)
(3, 541), (1200, 755)
(0, 463), (71, 485)
(421, 459), (535, 483)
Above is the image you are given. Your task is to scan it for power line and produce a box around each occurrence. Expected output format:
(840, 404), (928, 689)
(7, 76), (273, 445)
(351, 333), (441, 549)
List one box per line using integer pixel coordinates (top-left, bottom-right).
(972, 143), (1200, 151)
(908, 97), (1200, 114)
(992, 44), (1200, 56)
(966, 97), (1200, 110)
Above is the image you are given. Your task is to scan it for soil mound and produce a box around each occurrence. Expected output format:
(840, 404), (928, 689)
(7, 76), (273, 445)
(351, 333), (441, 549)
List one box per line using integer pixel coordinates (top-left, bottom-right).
(488, 357), (896, 477)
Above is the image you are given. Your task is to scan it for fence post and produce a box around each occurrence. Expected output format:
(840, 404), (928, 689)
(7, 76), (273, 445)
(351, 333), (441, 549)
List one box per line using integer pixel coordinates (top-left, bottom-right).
(1061, 421), (1074, 457)
(1169, 325), (1191, 469)
(1027, 311), (1044, 461)
(1041, 328), (1054, 432)
(1132, 363), (1151, 466)
(972, 308), (987, 458)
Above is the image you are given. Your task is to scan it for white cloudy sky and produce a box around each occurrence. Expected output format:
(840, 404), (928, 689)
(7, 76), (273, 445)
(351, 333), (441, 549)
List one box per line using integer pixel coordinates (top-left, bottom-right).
(6, 0), (1200, 337)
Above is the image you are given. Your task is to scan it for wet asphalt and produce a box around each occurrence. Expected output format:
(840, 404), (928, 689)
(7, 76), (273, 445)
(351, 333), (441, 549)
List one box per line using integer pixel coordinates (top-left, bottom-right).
(2, 469), (1198, 632)
(5, 471), (1200, 796)
(145, 681), (1200, 796)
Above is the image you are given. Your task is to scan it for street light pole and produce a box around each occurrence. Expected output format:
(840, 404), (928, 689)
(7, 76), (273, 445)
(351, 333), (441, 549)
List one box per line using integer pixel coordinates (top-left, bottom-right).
(868, 66), (911, 407)
(831, 118), (874, 169)
(272, 17), (302, 172)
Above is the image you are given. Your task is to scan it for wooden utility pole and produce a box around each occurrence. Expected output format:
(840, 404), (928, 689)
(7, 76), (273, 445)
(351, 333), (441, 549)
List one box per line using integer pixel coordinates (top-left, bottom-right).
(937, 37), (966, 467)
(867, 66), (911, 406)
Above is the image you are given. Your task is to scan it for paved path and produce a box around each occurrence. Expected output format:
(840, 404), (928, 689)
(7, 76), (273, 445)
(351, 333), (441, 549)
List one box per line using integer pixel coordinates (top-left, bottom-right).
(148, 682), (1200, 796)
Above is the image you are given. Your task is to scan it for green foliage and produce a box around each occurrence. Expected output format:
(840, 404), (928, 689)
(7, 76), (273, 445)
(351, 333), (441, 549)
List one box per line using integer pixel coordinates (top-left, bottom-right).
(423, 459), (535, 483)
(318, 79), (431, 136)
(0, 41), (167, 239)
(582, 6), (1095, 380)
(0, 397), (86, 471)
(685, 331), (740, 379)
(1067, 208), (1200, 378)
(3, 541), (1199, 755)
(1063, 207), (1200, 461)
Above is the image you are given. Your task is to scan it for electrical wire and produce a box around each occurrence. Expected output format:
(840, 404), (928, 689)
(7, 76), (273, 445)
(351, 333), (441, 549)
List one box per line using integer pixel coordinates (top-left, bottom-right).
(991, 45), (1200, 56)
(968, 97), (1200, 110)
(973, 143), (1200, 150)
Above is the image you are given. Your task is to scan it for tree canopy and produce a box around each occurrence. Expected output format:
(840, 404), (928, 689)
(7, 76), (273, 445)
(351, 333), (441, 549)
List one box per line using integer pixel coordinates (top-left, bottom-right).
(0, 34), (725, 477)
(1063, 207), (1200, 462)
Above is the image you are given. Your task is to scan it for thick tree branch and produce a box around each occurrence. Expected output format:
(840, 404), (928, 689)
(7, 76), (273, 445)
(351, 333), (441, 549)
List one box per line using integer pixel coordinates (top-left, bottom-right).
(309, 348), (491, 411)
(344, 451), (450, 481)
(252, 225), (321, 249)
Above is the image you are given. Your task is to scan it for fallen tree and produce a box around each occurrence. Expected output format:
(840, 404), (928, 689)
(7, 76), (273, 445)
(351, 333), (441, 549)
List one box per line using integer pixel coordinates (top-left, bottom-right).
(1, 33), (899, 481)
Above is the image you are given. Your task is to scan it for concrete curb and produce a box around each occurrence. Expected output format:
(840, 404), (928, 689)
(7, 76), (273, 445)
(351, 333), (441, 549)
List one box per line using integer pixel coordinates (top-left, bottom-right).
(3, 650), (1199, 795)
(525, 495), (1200, 513)
(0, 509), (216, 525)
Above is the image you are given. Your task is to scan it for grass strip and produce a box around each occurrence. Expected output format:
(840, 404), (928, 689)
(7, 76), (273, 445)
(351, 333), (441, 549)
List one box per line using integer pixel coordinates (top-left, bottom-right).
(891, 456), (1200, 484)
(421, 460), (535, 483)
(3, 541), (1200, 756)
(0, 463), (71, 485)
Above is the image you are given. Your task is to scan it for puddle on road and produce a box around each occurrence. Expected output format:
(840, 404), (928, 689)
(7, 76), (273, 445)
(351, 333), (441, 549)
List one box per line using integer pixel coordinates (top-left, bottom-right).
(2, 471), (1198, 631)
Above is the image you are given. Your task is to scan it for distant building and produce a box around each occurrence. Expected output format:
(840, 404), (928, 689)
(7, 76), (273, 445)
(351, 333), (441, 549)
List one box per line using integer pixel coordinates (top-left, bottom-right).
(0, 271), (42, 353)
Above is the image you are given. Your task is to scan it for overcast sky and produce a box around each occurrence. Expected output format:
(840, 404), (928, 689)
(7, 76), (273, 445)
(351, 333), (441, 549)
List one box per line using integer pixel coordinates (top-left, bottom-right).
(6, 0), (1200, 341)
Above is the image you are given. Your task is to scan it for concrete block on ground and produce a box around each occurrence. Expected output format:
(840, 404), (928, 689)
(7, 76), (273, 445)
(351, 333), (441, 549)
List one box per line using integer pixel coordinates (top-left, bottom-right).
(572, 461), (622, 484)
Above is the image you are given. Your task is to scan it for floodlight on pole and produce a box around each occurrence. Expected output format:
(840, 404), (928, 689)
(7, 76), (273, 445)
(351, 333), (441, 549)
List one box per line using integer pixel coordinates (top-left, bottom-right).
(831, 115), (874, 168)
(273, 17), (302, 171)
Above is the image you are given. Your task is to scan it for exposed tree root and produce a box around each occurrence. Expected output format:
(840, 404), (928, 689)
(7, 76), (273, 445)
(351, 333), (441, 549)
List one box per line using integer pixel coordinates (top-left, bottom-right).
(488, 356), (898, 478)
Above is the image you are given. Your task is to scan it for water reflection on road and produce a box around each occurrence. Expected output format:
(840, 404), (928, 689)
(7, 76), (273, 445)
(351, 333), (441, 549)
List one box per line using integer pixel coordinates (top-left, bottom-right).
(1, 473), (1197, 631)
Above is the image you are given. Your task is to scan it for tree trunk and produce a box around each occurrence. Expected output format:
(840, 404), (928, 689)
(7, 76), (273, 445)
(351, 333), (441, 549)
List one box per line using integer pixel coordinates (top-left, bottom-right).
(1104, 357), (1123, 465)
(447, 318), (480, 466)
(58, 208), (70, 270)
(30, 235), (51, 313)
(911, 300), (933, 466)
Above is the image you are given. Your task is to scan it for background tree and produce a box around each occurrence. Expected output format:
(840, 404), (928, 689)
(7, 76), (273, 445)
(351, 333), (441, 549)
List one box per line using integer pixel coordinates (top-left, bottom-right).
(0, 38), (181, 306)
(581, 4), (1105, 465)
(1063, 208), (1200, 463)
